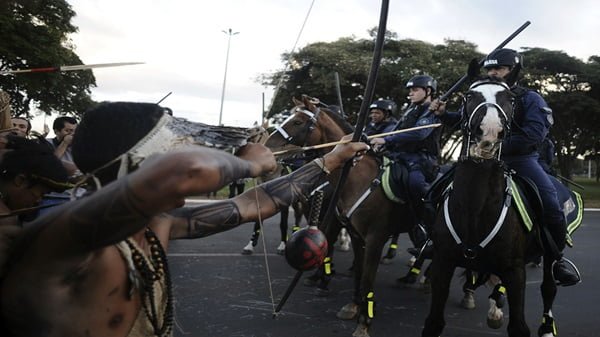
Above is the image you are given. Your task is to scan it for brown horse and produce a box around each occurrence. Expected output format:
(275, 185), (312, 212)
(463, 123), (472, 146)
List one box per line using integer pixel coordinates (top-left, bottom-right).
(265, 95), (417, 337)
(423, 78), (559, 337)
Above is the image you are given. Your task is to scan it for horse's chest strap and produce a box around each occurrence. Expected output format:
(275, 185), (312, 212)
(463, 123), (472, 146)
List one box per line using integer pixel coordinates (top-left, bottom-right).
(443, 175), (514, 259)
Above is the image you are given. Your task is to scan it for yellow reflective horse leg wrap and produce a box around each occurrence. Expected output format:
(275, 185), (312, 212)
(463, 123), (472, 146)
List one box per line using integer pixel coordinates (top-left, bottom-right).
(324, 257), (332, 275)
(367, 292), (375, 319)
(292, 226), (300, 232)
(390, 243), (398, 249)
(410, 267), (421, 275)
(542, 315), (558, 336)
(498, 285), (506, 294)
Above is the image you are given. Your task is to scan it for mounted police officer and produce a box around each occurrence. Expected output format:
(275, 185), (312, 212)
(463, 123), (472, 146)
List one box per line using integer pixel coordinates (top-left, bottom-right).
(431, 48), (580, 286)
(371, 75), (441, 207)
(365, 99), (398, 136)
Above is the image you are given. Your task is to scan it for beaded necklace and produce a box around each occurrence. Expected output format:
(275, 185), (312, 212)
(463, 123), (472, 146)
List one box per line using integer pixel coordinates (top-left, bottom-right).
(125, 228), (174, 337)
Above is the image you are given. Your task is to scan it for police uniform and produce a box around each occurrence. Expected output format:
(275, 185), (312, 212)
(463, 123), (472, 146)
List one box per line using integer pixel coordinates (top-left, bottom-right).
(385, 102), (441, 205)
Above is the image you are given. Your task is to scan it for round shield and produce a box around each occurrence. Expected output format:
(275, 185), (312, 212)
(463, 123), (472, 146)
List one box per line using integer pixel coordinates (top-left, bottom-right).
(284, 227), (328, 271)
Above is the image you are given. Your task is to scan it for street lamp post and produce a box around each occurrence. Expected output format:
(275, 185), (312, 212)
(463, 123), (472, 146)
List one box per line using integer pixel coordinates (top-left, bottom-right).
(218, 28), (239, 126)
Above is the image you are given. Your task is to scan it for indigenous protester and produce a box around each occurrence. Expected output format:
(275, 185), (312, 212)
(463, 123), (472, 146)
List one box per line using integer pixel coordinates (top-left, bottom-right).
(9, 118), (30, 138)
(0, 136), (71, 276)
(0, 102), (369, 337)
(364, 99), (397, 136)
(47, 116), (80, 177)
(430, 48), (580, 286)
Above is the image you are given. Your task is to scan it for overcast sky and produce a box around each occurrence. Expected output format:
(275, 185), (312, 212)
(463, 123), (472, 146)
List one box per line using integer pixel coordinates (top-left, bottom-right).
(39, 0), (599, 130)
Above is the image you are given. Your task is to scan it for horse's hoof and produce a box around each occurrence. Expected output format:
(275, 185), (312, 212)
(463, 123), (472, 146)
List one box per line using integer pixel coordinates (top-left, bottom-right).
(241, 241), (254, 255)
(352, 324), (370, 337)
(276, 241), (286, 255)
(460, 292), (476, 310)
(486, 316), (503, 329)
(537, 314), (557, 337)
(315, 286), (330, 297)
(336, 303), (359, 320)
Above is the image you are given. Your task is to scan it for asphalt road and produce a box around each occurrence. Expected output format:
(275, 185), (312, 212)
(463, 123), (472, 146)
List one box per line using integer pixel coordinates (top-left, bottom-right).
(168, 207), (599, 337)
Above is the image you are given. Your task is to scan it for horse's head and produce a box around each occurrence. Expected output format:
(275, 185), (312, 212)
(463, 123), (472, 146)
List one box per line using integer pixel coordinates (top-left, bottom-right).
(265, 95), (327, 149)
(463, 77), (515, 160)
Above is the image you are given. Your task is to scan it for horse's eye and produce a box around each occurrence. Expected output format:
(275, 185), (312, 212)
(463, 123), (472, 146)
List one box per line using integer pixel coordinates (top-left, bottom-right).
(293, 120), (303, 126)
(465, 93), (472, 100)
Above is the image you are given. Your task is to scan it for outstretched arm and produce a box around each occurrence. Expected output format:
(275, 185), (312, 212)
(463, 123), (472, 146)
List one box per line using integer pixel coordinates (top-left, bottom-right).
(169, 139), (370, 239)
(32, 144), (277, 255)
(169, 158), (326, 239)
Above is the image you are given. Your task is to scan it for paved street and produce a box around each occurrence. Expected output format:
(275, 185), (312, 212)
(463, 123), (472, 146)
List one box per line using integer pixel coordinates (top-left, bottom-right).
(169, 206), (599, 337)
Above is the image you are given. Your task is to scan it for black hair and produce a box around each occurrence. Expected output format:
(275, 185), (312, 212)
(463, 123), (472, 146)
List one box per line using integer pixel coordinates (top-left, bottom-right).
(52, 116), (78, 132)
(72, 102), (164, 185)
(0, 136), (69, 190)
(11, 117), (31, 133)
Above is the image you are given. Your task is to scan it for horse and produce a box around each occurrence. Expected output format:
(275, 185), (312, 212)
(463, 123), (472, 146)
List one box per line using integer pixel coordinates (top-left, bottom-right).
(239, 125), (307, 255)
(422, 77), (559, 337)
(265, 95), (420, 337)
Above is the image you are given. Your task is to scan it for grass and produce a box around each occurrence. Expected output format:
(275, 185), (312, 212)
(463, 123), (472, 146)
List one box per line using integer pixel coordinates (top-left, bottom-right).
(573, 177), (600, 208)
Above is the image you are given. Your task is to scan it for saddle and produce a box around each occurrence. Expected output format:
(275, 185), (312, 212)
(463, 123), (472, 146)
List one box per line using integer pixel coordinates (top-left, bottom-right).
(381, 157), (409, 203)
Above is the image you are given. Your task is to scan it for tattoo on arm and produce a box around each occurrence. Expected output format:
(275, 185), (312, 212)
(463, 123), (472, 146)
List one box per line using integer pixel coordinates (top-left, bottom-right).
(259, 160), (326, 210)
(66, 178), (152, 250)
(217, 157), (252, 187)
(171, 200), (242, 239)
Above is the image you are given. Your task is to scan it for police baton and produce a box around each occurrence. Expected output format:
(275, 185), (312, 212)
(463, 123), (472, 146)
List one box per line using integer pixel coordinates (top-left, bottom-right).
(438, 20), (531, 102)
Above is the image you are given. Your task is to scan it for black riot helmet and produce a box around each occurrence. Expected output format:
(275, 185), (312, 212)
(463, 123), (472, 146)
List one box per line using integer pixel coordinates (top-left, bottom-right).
(483, 48), (523, 70)
(369, 99), (397, 116)
(406, 75), (437, 97)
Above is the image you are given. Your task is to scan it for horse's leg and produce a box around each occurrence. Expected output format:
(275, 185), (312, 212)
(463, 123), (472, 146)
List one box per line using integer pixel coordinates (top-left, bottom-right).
(486, 275), (505, 329)
(276, 206), (290, 255)
(397, 241), (431, 286)
(338, 227), (351, 252)
(380, 233), (399, 264)
(304, 218), (340, 292)
(422, 257), (455, 337)
(242, 221), (261, 255)
(292, 201), (303, 232)
(538, 254), (558, 337)
(501, 264), (530, 337)
(337, 228), (363, 321)
(353, 229), (390, 337)
(460, 269), (477, 310)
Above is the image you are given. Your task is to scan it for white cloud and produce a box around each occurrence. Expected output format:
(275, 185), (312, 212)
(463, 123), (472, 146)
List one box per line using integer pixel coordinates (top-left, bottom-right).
(49, 0), (599, 130)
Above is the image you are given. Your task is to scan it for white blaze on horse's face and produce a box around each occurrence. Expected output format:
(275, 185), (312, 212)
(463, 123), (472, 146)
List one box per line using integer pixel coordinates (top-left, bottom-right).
(469, 84), (507, 159)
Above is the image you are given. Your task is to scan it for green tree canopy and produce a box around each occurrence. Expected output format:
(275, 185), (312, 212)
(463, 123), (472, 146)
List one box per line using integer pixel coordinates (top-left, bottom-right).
(0, 0), (96, 118)
(261, 31), (600, 174)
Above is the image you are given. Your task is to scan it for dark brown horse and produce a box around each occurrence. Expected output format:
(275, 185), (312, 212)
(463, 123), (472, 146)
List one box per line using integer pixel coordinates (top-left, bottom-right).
(266, 95), (417, 337)
(423, 78), (558, 337)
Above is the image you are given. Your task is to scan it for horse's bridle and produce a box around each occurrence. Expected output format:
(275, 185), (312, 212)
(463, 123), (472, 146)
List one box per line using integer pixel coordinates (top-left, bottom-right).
(273, 106), (321, 147)
(463, 79), (514, 161)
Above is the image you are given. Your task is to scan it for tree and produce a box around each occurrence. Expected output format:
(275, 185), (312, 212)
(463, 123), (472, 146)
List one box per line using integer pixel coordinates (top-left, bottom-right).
(0, 0), (96, 118)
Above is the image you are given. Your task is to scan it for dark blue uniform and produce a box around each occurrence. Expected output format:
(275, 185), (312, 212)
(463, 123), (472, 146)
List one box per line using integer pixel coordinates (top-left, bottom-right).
(384, 103), (440, 204)
(365, 117), (397, 136)
(440, 88), (567, 249)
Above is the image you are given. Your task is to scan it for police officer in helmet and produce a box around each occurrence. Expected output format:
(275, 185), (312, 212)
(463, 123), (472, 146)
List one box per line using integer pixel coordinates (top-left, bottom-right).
(365, 99), (398, 136)
(432, 48), (580, 286)
(370, 74), (442, 237)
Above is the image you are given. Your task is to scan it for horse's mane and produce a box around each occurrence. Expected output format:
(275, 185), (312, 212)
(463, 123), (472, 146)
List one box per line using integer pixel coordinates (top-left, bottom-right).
(321, 107), (354, 134)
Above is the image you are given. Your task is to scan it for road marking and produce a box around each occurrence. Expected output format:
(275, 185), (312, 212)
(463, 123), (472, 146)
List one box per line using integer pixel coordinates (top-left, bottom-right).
(169, 253), (280, 257)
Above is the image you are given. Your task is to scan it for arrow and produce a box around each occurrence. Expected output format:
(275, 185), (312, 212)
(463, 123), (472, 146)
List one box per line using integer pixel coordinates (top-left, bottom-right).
(0, 62), (145, 75)
(272, 123), (442, 156)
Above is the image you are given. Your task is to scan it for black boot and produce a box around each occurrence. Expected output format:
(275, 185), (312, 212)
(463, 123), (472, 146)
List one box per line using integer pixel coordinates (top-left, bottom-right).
(552, 258), (580, 286)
